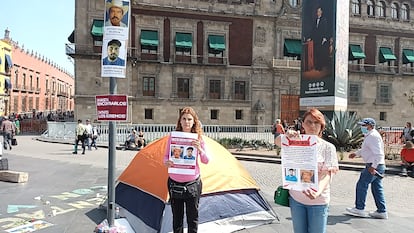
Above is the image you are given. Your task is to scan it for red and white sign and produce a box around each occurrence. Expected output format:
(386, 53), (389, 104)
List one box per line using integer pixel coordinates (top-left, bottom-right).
(95, 95), (128, 121)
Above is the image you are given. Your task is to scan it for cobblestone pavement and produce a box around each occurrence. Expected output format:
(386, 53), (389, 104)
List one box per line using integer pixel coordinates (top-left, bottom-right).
(0, 136), (413, 233)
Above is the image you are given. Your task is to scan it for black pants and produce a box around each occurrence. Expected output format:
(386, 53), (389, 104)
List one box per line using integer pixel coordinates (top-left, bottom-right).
(74, 136), (86, 153)
(3, 132), (12, 149)
(168, 177), (202, 233)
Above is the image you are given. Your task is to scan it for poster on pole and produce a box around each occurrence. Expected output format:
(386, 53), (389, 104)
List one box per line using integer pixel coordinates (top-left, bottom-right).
(95, 95), (128, 121)
(280, 134), (319, 192)
(167, 131), (198, 175)
(101, 0), (130, 78)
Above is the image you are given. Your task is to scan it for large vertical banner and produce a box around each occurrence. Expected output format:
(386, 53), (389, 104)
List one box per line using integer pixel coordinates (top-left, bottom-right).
(300, 0), (349, 116)
(101, 0), (131, 78)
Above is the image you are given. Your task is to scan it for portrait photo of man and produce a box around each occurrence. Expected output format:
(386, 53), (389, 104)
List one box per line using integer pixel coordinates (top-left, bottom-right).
(102, 39), (125, 66)
(285, 168), (298, 182)
(302, 0), (334, 79)
(105, 0), (129, 27)
(171, 146), (183, 159)
(308, 7), (329, 71)
(183, 147), (195, 160)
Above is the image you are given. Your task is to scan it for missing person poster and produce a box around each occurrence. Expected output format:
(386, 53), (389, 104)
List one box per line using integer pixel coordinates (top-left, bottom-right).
(102, 0), (130, 78)
(168, 131), (198, 175)
(281, 134), (319, 192)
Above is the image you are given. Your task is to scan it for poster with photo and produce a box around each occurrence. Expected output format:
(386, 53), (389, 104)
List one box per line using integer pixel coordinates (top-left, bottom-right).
(168, 131), (198, 175)
(281, 134), (319, 192)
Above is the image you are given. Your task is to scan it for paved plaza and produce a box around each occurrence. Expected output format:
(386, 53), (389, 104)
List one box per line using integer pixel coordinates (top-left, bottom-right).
(0, 135), (413, 233)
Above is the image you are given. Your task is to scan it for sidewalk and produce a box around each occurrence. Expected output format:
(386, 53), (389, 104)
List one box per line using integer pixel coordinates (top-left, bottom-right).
(21, 136), (413, 233)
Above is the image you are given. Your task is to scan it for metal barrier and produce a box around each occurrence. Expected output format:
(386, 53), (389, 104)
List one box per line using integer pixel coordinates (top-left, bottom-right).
(42, 122), (275, 145)
(42, 122), (403, 148)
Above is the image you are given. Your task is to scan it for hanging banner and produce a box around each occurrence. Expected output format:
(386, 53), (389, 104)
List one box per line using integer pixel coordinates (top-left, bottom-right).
(101, 0), (131, 78)
(300, 0), (349, 116)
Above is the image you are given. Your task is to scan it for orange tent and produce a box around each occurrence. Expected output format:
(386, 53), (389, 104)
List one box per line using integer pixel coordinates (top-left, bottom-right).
(115, 136), (277, 233)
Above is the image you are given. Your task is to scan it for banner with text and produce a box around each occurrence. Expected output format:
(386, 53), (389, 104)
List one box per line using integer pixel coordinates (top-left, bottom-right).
(95, 95), (128, 121)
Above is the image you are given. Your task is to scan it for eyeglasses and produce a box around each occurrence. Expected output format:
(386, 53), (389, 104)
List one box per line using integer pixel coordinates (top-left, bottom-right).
(304, 120), (321, 126)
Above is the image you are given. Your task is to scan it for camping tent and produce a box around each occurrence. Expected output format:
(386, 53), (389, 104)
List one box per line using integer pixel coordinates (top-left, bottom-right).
(115, 136), (277, 233)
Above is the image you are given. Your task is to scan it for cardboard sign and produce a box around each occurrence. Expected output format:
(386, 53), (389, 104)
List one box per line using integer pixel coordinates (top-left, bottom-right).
(96, 95), (128, 121)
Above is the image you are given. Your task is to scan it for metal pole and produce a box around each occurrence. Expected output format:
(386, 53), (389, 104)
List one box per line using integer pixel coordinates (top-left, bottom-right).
(107, 76), (117, 226)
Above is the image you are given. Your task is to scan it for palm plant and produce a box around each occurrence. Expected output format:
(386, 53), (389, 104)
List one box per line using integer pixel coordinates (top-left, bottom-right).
(322, 111), (364, 153)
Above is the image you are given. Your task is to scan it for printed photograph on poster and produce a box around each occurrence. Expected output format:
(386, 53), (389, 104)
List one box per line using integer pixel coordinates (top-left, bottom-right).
(101, 38), (127, 78)
(102, 39), (126, 66)
(280, 134), (319, 192)
(104, 0), (130, 40)
(167, 131), (198, 175)
(301, 0), (334, 80)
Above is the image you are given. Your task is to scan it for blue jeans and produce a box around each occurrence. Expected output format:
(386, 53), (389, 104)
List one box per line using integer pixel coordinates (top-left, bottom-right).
(289, 197), (329, 233)
(355, 163), (387, 212)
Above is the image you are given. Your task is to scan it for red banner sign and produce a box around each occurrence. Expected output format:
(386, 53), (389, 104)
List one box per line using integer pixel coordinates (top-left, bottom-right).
(95, 95), (128, 121)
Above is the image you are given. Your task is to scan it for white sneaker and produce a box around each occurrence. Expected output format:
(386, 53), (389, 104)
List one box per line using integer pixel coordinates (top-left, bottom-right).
(369, 211), (388, 219)
(345, 207), (369, 218)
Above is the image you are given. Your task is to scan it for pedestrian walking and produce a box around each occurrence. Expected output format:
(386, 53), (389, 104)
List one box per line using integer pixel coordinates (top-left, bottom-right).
(1, 116), (16, 150)
(73, 119), (87, 155)
(346, 117), (388, 219)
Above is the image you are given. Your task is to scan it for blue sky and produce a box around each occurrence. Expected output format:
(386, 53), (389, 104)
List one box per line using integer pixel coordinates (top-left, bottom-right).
(0, 1), (75, 75)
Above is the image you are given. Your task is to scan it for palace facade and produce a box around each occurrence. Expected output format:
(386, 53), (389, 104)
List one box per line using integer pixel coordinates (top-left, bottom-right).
(70, 0), (414, 126)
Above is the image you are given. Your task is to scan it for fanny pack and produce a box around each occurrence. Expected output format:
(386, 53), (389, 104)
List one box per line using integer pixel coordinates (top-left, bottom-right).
(169, 178), (201, 199)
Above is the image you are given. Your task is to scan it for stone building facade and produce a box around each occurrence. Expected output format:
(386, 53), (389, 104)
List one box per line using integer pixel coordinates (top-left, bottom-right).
(3, 29), (75, 118)
(71, 0), (414, 127)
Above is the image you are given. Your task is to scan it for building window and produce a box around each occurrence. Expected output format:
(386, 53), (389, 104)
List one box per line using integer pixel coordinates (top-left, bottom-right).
(351, 0), (361, 15)
(401, 4), (409, 20)
(143, 77), (155, 96)
(289, 0), (298, 7)
(367, 0), (375, 17)
(349, 83), (361, 103)
(14, 70), (18, 87)
(379, 112), (386, 121)
(144, 109), (153, 119)
(235, 110), (243, 120)
(23, 73), (26, 89)
(391, 3), (399, 19)
(91, 19), (104, 47)
(207, 35), (225, 64)
(140, 30), (158, 54)
(376, 1), (385, 17)
(377, 83), (391, 104)
(177, 78), (190, 98)
(234, 81), (246, 100)
(210, 109), (219, 120)
(175, 32), (192, 63)
(36, 77), (40, 90)
(209, 80), (221, 99)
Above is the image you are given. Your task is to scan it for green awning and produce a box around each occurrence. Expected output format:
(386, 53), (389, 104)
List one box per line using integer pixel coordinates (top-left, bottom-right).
(284, 39), (302, 56)
(349, 44), (366, 60)
(402, 49), (414, 64)
(176, 33), (192, 48)
(379, 47), (397, 63)
(91, 19), (104, 37)
(208, 35), (225, 51)
(141, 30), (158, 46)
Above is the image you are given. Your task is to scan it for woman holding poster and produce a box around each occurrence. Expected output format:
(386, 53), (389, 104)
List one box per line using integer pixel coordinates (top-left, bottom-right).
(275, 108), (339, 233)
(164, 107), (210, 233)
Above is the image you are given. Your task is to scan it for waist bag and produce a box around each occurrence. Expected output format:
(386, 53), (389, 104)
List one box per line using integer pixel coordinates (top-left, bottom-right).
(169, 178), (201, 199)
